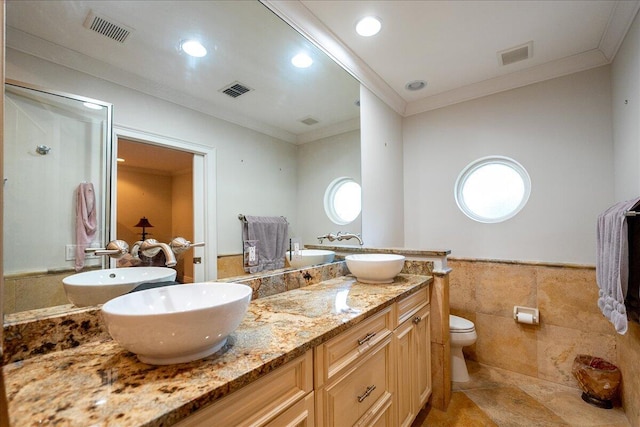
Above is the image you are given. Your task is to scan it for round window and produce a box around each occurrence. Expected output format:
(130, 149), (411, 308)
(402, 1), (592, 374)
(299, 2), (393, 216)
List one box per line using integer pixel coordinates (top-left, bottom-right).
(324, 177), (362, 225)
(454, 156), (531, 223)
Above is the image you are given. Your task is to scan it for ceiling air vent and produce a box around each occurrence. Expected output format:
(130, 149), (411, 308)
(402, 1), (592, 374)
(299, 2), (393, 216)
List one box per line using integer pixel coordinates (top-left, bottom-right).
(300, 117), (319, 126)
(83, 11), (133, 43)
(220, 82), (253, 98)
(498, 41), (533, 66)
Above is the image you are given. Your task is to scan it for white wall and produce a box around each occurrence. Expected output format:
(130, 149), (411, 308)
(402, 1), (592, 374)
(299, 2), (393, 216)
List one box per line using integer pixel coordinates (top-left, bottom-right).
(296, 129), (361, 245)
(360, 86), (404, 247)
(612, 10), (640, 201)
(404, 66), (614, 264)
(6, 49), (299, 257)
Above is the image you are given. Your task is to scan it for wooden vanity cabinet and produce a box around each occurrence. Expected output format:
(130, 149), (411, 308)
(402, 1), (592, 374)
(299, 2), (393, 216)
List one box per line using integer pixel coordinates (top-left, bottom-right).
(175, 350), (313, 427)
(176, 284), (431, 427)
(394, 288), (432, 427)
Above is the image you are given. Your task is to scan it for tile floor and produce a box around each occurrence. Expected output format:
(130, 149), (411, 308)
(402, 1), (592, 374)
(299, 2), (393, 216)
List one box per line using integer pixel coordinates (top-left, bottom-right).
(414, 361), (630, 427)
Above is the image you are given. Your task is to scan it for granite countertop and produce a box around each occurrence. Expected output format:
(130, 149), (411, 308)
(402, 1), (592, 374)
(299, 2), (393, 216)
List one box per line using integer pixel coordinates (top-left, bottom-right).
(3, 273), (431, 427)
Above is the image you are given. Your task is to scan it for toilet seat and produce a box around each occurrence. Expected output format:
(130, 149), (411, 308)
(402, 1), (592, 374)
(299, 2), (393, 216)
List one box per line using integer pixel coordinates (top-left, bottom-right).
(450, 315), (475, 333)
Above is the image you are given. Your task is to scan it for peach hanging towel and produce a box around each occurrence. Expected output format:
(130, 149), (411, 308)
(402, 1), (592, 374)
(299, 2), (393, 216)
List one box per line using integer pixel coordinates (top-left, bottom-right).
(75, 183), (98, 271)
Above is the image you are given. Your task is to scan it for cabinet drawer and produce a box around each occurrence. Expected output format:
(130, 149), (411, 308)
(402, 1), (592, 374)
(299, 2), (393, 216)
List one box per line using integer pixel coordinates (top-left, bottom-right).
(315, 306), (393, 385)
(175, 350), (312, 427)
(318, 336), (394, 427)
(397, 286), (429, 326)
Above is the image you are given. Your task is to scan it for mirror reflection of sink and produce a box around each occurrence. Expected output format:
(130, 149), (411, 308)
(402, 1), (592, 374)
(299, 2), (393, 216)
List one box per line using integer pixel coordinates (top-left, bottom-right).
(101, 282), (252, 365)
(62, 267), (177, 307)
(285, 249), (335, 269)
(345, 254), (406, 284)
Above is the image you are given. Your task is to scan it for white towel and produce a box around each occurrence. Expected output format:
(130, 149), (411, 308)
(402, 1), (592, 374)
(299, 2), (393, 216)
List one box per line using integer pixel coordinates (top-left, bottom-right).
(596, 197), (640, 334)
(75, 183), (98, 271)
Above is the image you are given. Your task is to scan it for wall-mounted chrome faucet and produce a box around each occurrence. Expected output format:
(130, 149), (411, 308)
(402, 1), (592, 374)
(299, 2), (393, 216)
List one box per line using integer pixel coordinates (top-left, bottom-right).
(92, 237), (205, 268)
(317, 231), (363, 245)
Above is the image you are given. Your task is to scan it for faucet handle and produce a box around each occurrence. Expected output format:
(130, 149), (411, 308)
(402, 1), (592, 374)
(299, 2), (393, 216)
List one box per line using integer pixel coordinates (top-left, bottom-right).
(170, 237), (205, 254)
(86, 240), (129, 259)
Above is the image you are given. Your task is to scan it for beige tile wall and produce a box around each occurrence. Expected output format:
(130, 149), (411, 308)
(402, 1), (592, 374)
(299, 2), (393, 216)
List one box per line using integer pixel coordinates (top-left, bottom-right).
(448, 258), (639, 422)
(3, 272), (70, 314)
(217, 255), (248, 279)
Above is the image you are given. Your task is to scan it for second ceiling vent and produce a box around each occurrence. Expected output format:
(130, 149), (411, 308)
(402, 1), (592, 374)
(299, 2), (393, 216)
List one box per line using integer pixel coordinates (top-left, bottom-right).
(219, 82), (253, 99)
(498, 41), (533, 66)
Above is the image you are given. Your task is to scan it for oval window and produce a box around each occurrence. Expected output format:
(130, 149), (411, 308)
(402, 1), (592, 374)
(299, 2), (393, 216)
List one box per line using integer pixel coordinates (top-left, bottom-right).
(455, 156), (531, 223)
(324, 177), (362, 225)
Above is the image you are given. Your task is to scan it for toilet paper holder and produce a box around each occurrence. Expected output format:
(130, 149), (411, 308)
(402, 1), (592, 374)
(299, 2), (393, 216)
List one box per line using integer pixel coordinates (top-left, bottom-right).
(513, 306), (540, 325)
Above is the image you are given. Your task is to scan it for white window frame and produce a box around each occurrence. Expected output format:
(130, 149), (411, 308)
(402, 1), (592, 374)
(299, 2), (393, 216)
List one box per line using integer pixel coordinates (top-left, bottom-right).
(454, 156), (531, 223)
(324, 176), (362, 225)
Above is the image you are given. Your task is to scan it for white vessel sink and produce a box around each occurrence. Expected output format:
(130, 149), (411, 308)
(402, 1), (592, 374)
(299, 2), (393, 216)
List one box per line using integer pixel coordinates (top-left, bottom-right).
(286, 249), (335, 268)
(62, 267), (177, 307)
(101, 282), (252, 365)
(345, 253), (406, 284)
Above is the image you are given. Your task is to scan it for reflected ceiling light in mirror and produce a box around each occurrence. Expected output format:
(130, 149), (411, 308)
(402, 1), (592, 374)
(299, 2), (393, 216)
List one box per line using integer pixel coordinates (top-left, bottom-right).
(180, 39), (207, 57)
(355, 16), (382, 37)
(291, 53), (313, 68)
(83, 102), (103, 110)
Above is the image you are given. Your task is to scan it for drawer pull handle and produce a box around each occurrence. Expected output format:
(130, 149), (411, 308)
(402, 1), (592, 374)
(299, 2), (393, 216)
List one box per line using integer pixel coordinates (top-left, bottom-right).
(357, 385), (377, 403)
(357, 332), (376, 345)
(413, 316), (422, 324)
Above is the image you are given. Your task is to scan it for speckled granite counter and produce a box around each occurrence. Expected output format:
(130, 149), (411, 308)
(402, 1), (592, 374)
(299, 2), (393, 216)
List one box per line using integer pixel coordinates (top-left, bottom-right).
(3, 273), (431, 426)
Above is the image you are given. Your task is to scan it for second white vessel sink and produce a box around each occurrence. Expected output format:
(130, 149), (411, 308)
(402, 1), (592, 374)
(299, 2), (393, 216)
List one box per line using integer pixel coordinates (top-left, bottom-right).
(62, 267), (177, 307)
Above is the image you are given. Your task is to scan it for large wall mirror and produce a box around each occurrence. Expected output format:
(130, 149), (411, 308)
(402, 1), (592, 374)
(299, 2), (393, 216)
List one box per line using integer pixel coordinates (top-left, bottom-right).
(3, 1), (361, 322)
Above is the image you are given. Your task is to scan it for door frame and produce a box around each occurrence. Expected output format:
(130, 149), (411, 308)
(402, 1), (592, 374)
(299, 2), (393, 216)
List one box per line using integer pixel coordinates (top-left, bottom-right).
(112, 125), (217, 281)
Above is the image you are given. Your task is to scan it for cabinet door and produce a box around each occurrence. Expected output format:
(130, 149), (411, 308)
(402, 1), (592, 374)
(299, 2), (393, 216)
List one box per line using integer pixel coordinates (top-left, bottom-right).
(394, 319), (414, 427)
(395, 303), (431, 427)
(414, 304), (432, 409)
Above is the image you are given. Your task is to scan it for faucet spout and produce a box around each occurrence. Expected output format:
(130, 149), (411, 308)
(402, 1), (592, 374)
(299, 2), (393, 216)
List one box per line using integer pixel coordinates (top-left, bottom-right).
(336, 231), (364, 246)
(139, 239), (178, 267)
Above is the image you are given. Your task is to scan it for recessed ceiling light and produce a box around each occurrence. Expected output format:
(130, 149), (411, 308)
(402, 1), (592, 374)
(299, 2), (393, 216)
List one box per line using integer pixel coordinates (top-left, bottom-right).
(291, 53), (313, 68)
(180, 39), (207, 58)
(83, 102), (103, 110)
(405, 80), (427, 91)
(356, 16), (382, 37)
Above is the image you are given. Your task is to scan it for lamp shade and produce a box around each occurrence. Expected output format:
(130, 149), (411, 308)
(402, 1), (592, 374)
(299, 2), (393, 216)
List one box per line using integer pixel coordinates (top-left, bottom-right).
(134, 217), (154, 228)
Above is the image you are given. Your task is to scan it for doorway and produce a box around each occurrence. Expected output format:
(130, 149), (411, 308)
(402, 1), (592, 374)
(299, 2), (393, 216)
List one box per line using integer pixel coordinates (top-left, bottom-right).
(113, 126), (217, 282)
(117, 139), (194, 281)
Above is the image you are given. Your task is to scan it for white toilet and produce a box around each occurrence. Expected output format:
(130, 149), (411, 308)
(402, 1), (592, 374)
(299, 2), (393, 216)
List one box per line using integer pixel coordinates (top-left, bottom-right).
(450, 314), (477, 382)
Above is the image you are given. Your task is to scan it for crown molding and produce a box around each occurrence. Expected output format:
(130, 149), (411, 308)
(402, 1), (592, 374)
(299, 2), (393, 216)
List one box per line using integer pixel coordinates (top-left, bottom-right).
(296, 117), (360, 145)
(599, 0), (640, 61)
